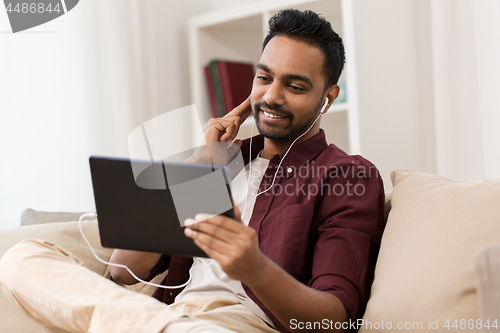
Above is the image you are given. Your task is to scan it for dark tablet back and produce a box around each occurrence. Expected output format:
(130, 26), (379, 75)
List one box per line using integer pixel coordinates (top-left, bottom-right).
(89, 156), (234, 258)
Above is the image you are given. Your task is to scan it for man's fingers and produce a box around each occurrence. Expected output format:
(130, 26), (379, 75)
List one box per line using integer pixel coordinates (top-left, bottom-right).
(191, 238), (229, 263)
(220, 122), (237, 142)
(232, 200), (242, 222)
(185, 225), (234, 256)
(224, 96), (252, 120)
(192, 214), (244, 232)
(204, 118), (238, 142)
(220, 114), (247, 142)
(185, 228), (222, 259)
(186, 221), (238, 243)
(203, 97), (252, 144)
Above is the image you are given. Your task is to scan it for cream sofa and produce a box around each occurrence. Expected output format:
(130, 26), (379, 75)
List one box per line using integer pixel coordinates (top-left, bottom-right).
(0, 169), (499, 332)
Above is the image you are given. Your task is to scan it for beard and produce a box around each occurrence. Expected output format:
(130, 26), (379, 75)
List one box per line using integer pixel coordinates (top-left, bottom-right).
(253, 98), (323, 143)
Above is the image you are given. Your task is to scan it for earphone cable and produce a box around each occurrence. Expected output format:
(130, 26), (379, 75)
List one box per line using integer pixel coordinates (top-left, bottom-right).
(78, 213), (214, 289)
(242, 99), (328, 214)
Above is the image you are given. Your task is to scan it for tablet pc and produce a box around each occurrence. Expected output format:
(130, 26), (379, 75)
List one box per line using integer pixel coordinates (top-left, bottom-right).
(89, 156), (234, 258)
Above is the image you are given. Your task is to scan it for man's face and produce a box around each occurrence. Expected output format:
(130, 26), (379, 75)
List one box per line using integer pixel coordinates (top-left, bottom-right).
(251, 36), (328, 143)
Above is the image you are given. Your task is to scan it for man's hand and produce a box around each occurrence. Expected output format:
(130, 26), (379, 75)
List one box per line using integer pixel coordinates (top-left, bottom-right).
(184, 207), (348, 332)
(183, 205), (268, 284)
(204, 96), (252, 144)
(186, 96), (252, 165)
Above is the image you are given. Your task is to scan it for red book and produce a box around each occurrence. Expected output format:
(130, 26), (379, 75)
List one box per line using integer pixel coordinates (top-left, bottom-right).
(217, 61), (255, 115)
(204, 65), (220, 118)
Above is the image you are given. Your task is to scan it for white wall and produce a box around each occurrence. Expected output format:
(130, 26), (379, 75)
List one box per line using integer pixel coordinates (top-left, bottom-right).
(352, 0), (437, 190)
(0, 0), (263, 230)
(0, 9), (95, 230)
(431, 0), (500, 182)
(0, 0), (156, 230)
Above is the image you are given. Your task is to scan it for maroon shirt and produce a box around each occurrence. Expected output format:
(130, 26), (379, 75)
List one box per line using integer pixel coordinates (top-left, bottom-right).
(152, 130), (385, 332)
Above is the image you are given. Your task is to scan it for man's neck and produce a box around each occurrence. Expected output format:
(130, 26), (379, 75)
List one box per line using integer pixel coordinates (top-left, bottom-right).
(260, 129), (320, 160)
(260, 139), (289, 160)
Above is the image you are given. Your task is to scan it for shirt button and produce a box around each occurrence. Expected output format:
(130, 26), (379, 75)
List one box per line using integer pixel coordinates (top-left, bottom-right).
(287, 167), (293, 173)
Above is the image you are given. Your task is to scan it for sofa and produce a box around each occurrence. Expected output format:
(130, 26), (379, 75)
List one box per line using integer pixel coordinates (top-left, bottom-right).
(0, 169), (499, 332)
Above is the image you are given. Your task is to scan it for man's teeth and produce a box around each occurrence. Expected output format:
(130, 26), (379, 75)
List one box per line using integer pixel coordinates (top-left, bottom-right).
(263, 111), (284, 119)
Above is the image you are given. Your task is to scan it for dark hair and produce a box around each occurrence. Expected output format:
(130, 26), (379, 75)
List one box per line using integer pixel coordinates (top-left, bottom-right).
(263, 9), (345, 88)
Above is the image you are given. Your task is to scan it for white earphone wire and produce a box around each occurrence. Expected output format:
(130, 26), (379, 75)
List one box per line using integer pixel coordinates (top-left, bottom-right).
(241, 120), (255, 220)
(241, 98), (329, 214)
(78, 213), (213, 289)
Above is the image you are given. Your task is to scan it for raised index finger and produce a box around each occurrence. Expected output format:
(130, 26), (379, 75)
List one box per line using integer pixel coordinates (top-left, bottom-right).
(224, 96), (252, 121)
(191, 213), (244, 233)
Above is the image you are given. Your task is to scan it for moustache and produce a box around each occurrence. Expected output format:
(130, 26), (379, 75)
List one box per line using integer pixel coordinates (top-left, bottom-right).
(253, 102), (294, 120)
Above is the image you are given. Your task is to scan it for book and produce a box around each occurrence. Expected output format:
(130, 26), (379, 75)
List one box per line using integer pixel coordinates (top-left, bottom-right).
(204, 65), (220, 118)
(209, 60), (226, 117)
(217, 61), (255, 115)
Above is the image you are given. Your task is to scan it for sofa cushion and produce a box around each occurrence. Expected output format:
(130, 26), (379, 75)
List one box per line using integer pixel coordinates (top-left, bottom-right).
(20, 208), (94, 226)
(0, 220), (114, 332)
(360, 169), (500, 332)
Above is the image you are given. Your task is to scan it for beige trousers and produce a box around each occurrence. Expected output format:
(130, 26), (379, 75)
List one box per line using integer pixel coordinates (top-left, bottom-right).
(0, 239), (277, 333)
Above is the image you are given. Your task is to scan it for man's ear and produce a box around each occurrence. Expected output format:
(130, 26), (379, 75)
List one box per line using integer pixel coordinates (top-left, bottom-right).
(323, 85), (340, 113)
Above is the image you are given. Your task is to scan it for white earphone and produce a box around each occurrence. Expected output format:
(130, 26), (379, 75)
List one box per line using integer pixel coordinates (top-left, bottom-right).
(322, 97), (329, 111)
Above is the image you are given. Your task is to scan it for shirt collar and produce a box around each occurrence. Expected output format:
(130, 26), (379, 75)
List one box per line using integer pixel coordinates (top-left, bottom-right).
(241, 129), (329, 179)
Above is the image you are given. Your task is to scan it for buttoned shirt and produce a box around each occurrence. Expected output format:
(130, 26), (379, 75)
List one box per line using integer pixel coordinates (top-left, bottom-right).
(151, 129), (385, 333)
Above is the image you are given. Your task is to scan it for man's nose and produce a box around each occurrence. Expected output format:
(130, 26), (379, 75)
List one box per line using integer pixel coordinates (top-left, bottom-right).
(263, 82), (285, 107)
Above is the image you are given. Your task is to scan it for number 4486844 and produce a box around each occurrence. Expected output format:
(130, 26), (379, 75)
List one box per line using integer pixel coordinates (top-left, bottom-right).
(444, 319), (498, 330)
(6, 2), (61, 14)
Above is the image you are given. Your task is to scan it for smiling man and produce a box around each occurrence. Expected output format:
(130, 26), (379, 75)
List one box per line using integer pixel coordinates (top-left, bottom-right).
(0, 9), (385, 333)
(135, 9), (385, 333)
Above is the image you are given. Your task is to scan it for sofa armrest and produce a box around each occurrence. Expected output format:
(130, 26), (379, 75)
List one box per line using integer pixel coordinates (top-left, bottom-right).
(475, 242), (500, 333)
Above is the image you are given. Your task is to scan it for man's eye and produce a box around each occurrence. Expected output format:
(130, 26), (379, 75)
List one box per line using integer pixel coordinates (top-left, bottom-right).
(289, 85), (304, 92)
(257, 76), (270, 82)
